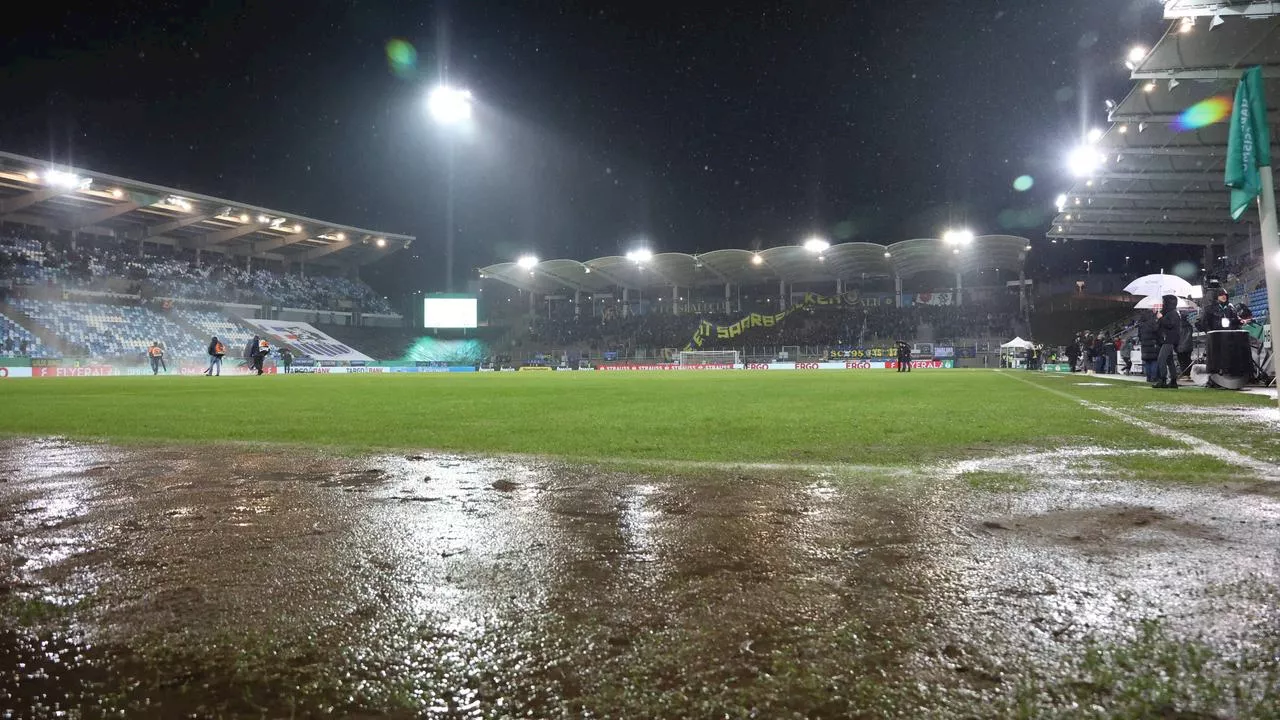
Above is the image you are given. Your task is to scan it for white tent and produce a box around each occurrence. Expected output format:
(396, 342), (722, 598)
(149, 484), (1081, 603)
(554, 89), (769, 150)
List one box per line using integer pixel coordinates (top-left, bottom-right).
(1000, 337), (1033, 349)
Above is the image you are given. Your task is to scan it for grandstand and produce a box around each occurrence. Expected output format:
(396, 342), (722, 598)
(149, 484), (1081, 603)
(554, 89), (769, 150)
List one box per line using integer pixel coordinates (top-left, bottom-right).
(0, 312), (52, 358)
(1047, 2), (1279, 330)
(0, 150), (415, 363)
(480, 235), (1035, 362)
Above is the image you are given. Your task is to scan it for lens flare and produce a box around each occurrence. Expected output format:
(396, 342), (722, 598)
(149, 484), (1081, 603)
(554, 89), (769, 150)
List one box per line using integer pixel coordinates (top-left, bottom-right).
(1172, 96), (1231, 132)
(1012, 175), (1034, 192)
(385, 39), (418, 79)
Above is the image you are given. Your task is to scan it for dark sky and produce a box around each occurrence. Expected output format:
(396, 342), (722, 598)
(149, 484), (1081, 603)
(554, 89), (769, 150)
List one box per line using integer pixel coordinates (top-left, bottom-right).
(2, 1), (1172, 297)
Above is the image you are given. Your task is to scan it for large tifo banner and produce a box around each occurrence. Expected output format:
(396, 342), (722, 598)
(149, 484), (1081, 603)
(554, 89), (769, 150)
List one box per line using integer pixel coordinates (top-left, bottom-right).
(688, 291), (892, 349)
(245, 319), (373, 362)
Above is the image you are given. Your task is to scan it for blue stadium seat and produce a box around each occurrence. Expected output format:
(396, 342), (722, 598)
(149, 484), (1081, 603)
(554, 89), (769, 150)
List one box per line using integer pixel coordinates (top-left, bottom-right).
(13, 299), (204, 359)
(0, 313), (56, 358)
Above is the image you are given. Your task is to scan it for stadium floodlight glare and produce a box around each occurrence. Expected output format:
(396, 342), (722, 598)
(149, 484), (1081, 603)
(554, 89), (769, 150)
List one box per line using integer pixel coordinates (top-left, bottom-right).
(110, 188), (124, 199)
(428, 85), (474, 125)
(44, 170), (83, 189)
(336, 232), (346, 241)
(1124, 45), (1147, 70)
(25, 171), (39, 181)
(238, 213), (250, 223)
(751, 254), (763, 265)
(942, 229), (974, 246)
(516, 254), (539, 269)
(257, 214), (269, 224)
(626, 248), (653, 263)
(375, 237), (387, 248)
(883, 251), (892, 258)
(1067, 145), (1106, 177)
(293, 224), (302, 233)
(803, 236), (829, 253)
(1086, 127), (1104, 144)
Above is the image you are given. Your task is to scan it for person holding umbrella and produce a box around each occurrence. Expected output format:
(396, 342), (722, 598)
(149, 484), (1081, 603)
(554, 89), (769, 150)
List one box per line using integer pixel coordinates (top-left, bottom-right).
(1153, 295), (1182, 389)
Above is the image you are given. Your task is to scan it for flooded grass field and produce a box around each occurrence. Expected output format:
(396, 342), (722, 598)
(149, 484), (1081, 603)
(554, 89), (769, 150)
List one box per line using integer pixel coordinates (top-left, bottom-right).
(2, 371), (1279, 717)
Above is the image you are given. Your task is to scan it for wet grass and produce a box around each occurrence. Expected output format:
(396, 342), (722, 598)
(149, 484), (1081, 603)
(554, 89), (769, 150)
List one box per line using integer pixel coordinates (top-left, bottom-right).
(1100, 452), (1250, 484)
(0, 595), (93, 625)
(1022, 373), (1280, 467)
(961, 470), (1032, 492)
(1007, 619), (1280, 719)
(0, 371), (1173, 464)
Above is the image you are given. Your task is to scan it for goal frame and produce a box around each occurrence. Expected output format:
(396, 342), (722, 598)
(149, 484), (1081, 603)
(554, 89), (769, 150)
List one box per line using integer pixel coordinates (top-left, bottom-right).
(677, 349), (741, 367)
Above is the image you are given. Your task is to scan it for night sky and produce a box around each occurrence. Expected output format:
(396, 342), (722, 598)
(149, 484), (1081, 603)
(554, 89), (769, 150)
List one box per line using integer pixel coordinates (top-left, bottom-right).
(2, 1), (1175, 299)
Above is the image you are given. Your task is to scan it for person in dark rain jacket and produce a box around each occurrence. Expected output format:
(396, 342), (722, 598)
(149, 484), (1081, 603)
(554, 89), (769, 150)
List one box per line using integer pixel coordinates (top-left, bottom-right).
(1153, 295), (1181, 389)
(1138, 313), (1160, 383)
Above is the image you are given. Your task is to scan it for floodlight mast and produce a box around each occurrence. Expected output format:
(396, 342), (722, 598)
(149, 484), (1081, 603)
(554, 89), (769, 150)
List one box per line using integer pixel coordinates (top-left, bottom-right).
(427, 84), (474, 294)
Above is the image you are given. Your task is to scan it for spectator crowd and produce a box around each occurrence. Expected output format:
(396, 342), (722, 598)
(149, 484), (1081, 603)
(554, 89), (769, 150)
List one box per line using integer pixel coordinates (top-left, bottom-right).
(1, 235), (393, 313)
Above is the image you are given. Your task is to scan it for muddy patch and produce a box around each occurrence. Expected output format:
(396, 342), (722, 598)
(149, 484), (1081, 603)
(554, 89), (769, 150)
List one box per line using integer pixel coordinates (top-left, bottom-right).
(0, 437), (1277, 717)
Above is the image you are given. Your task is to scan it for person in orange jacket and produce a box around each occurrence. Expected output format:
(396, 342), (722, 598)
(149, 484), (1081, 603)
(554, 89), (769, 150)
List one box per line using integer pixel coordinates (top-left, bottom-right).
(148, 342), (166, 375)
(205, 336), (225, 376)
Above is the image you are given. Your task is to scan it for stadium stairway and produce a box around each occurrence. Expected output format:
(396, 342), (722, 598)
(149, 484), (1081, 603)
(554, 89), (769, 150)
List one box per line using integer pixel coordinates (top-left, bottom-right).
(0, 299), (87, 356)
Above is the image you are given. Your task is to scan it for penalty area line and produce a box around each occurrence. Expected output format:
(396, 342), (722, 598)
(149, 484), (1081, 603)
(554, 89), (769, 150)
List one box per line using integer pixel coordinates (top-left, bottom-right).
(1000, 371), (1279, 479)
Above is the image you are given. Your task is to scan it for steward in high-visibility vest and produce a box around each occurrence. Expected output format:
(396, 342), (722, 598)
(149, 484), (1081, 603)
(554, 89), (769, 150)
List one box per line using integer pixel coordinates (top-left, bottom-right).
(148, 342), (167, 375)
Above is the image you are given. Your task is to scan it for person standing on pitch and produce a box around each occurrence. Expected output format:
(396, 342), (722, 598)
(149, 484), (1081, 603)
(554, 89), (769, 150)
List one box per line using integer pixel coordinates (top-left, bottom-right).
(148, 341), (166, 375)
(205, 336), (225, 376)
(279, 347), (293, 374)
(1138, 312), (1160, 383)
(253, 336), (270, 376)
(245, 335), (260, 373)
(896, 340), (912, 372)
(1153, 295), (1181, 389)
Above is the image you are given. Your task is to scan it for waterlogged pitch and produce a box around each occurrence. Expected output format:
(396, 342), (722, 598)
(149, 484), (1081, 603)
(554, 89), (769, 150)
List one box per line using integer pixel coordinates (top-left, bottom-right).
(2, 370), (1279, 717)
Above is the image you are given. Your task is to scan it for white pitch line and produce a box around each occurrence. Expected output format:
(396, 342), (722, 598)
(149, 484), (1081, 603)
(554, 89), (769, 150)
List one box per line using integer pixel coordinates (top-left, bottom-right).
(1003, 371), (1279, 478)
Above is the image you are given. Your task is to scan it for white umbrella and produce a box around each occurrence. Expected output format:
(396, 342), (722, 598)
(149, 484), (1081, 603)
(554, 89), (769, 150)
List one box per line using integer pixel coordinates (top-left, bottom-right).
(1134, 295), (1197, 310)
(1124, 273), (1193, 297)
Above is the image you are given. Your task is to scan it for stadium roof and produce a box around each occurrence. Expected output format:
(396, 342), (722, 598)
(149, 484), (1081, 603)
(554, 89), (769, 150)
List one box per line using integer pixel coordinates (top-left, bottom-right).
(0, 150), (414, 267)
(479, 235), (1032, 294)
(1048, 3), (1279, 246)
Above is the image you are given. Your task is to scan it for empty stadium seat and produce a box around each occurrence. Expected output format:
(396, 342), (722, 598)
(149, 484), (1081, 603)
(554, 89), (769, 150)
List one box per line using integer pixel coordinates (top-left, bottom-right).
(13, 299), (204, 359)
(0, 313), (56, 358)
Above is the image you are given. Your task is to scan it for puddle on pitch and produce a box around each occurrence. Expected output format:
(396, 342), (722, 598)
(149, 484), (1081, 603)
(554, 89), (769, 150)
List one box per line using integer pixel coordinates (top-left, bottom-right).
(1, 436), (1277, 717)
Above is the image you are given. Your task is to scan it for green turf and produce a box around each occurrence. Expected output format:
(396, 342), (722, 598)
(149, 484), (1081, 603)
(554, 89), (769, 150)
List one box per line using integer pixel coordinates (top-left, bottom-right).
(0, 370), (1265, 464)
(961, 469), (1032, 492)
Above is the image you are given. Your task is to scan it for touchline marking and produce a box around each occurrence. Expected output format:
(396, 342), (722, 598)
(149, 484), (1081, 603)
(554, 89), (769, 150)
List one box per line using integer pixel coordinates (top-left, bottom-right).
(1003, 372), (1280, 478)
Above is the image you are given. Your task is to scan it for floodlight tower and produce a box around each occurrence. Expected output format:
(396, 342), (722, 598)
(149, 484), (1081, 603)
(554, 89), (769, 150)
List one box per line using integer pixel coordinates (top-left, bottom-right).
(427, 84), (474, 293)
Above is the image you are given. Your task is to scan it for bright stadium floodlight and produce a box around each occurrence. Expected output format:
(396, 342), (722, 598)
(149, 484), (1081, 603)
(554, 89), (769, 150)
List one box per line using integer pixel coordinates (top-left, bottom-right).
(239, 213), (250, 223)
(884, 251), (892, 258)
(110, 188), (124, 199)
(1087, 127), (1105, 144)
(336, 232), (346, 241)
(1126, 45), (1147, 67)
(293, 224), (302, 233)
(626, 248), (653, 263)
(1067, 145), (1106, 177)
(375, 237), (387, 248)
(428, 85), (473, 125)
(44, 170), (82, 189)
(516, 254), (539, 269)
(943, 228), (974, 246)
(803, 236), (829, 253)
(751, 254), (763, 265)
